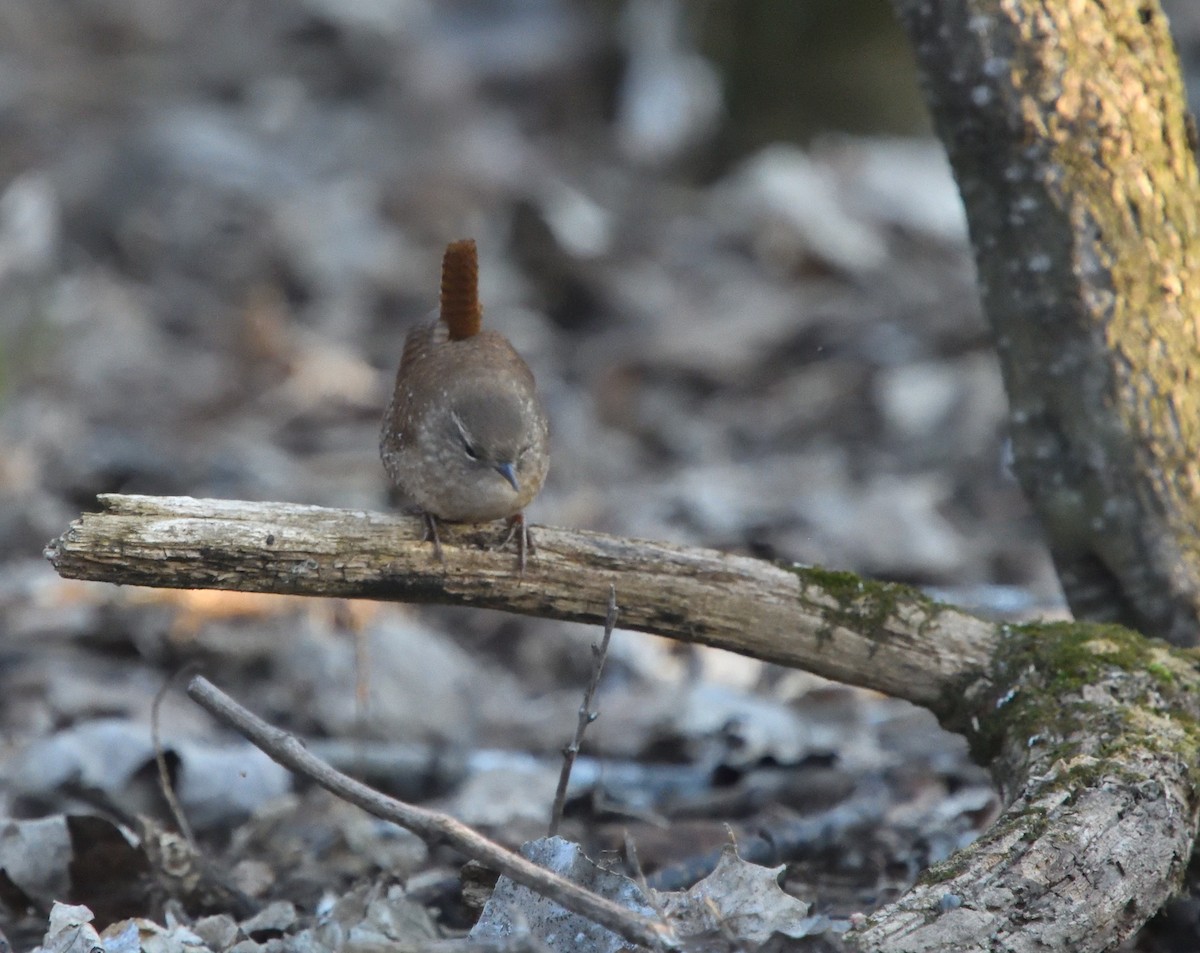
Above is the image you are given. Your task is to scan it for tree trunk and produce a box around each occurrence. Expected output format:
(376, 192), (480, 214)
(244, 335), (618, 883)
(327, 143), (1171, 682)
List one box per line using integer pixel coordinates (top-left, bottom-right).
(889, 0), (1200, 645)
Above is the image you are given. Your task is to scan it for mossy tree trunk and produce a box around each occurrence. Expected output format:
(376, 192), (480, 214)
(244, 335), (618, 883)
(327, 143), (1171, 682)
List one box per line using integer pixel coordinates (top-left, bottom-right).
(889, 0), (1200, 646)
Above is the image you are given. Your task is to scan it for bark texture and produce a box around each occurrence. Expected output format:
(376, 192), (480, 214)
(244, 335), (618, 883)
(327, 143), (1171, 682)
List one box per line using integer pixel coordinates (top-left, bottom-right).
(854, 623), (1200, 952)
(890, 0), (1200, 645)
(45, 494), (996, 713)
(45, 495), (1200, 951)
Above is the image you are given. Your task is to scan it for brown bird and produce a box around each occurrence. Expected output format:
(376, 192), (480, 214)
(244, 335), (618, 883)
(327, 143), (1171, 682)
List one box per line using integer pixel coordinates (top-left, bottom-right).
(380, 239), (549, 570)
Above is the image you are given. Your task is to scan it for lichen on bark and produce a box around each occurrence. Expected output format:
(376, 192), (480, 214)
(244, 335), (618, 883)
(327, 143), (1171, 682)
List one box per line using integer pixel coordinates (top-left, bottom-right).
(893, 0), (1200, 645)
(853, 619), (1200, 953)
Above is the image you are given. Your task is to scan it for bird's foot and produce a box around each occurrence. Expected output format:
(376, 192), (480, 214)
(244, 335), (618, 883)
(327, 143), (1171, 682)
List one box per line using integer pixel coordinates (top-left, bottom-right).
(501, 512), (535, 575)
(422, 512), (446, 565)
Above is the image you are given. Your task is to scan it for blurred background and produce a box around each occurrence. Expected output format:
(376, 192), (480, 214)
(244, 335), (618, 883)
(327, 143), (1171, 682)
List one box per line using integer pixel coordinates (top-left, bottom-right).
(0, 0), (1047, 584)
(2, 0), (1200, 948)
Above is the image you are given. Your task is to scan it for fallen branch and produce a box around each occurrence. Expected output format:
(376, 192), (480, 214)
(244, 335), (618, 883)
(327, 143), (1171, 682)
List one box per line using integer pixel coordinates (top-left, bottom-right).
(45, 493), (996, 717)
(46, 494), (1200, 951)
(187, 676), (676, 951)
(549, 585), (618, 836)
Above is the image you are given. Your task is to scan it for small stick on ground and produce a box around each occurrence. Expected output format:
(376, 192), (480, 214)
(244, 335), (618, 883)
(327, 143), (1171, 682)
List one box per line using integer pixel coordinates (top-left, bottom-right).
(549, 585), (618, 837)
(624, 830), (647, 892)
(151, 665), (200, 850)
(186, 675), (675, 951)
(350, 604), (372, 773)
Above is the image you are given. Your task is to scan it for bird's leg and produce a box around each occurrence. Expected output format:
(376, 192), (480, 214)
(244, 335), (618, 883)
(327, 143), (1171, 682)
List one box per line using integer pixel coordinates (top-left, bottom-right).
(422, 512), (446, 564)
(501, 512), (535, 575)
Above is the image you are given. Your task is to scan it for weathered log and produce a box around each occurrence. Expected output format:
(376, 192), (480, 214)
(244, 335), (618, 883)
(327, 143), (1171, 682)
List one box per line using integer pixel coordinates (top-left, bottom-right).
(45, 494), (1200, 952)
(44, 493), (996, 713)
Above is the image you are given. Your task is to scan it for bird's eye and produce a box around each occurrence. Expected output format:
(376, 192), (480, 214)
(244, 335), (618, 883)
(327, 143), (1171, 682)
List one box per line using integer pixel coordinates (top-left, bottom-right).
(451, 413), (479, 460)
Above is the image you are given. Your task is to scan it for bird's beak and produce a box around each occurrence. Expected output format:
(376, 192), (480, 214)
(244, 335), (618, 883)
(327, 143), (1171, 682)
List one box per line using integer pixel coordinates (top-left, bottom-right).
(494, 462), (520, 492)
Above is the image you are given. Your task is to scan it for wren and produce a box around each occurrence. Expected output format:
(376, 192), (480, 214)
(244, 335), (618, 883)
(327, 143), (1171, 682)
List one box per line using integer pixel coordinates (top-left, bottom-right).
(380, 239), (549, 570)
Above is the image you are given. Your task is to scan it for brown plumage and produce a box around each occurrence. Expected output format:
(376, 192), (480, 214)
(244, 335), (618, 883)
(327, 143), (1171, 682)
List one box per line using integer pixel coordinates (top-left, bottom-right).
(381, 240), (549, 569)
(440, 239), (482, 340)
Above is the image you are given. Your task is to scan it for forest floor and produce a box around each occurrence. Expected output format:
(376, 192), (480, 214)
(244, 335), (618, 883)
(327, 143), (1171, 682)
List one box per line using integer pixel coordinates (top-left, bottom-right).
(2, 3), (1198, 951)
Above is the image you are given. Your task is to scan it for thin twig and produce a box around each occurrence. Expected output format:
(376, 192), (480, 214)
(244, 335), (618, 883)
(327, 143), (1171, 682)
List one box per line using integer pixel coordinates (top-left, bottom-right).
(624, 830), (647, 894)
(549, 585), (618, 836)
(350, 604), (371, 778)
(151, 664), (201, 849)
(186, 676), (677, 951)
